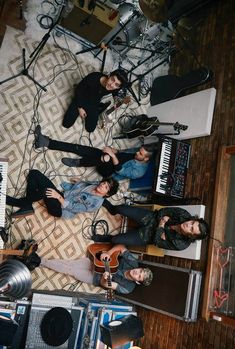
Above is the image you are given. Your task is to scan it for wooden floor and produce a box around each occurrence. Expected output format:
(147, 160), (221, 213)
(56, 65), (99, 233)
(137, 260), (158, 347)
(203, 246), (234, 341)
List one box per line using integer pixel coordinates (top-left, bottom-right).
(1, 0), (235, 348)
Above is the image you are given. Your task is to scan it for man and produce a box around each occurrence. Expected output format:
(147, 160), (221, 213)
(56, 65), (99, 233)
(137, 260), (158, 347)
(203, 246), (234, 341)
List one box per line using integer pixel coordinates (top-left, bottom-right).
(63, 69), (128, 132)
(40, 244), (153, 294)
(94, 202), (209, 251)
(34, 125), (152, 179)
(6, 169), (119, 219)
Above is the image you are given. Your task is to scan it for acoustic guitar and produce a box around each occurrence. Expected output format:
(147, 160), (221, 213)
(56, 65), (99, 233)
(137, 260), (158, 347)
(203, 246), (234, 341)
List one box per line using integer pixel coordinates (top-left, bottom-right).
(123, 115), (188, 138)
(99, 96), (131, 129)
(87, 243), (120, 300)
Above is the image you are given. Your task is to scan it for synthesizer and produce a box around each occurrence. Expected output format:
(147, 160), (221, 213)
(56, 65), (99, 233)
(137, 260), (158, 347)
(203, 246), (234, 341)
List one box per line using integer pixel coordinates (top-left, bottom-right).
(153, 137), (191, 198)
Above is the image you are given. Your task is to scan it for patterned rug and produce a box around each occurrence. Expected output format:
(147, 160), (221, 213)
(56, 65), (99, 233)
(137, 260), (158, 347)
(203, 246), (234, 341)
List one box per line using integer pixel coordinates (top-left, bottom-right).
(0, 26), (149, 293)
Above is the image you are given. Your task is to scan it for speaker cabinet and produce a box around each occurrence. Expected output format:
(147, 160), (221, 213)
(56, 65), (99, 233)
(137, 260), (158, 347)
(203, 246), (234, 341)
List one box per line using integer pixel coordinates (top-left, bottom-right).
(0, 315), (19, 346)
(100, 314), (144, 348)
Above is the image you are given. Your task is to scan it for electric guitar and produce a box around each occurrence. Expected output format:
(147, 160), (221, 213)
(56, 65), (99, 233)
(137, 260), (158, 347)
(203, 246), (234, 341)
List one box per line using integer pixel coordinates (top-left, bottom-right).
(99, 96), (131, 129)
(87, 243), (120, 300)
(123, 115), (188, 138)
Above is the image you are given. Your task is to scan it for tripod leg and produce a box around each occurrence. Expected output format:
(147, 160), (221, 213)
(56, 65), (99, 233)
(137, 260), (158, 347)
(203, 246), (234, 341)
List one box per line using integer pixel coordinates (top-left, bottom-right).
(0, 72), (23, 85)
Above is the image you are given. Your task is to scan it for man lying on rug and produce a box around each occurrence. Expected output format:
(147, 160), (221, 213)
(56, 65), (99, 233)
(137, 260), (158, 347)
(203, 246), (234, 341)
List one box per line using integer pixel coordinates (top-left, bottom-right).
(62, 69), (128, 132)
(93, 202), (209, 251)
(40, 244), (153, 294)
(6, 169), (118, 219)
(34, 125), (152, 180)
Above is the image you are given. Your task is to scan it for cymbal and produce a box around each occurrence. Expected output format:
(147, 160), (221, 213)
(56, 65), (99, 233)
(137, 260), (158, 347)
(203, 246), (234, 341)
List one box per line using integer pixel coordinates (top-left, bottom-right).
(139, 0), (167, 23)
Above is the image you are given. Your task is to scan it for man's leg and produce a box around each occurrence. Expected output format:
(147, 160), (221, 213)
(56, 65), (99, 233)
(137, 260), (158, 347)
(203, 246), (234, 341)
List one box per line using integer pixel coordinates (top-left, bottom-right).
(41, 257), (94, 283)
(26, 170), (63, 217)
(62, 96), (79, 128)
(102, 201), (150, 225)
(93, 230), (144, 246)
(84, 108), (100, 133)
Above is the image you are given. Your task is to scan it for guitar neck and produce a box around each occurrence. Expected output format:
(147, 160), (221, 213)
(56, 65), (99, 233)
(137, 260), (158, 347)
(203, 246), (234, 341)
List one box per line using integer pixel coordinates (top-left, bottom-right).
(104, 260), (112, 288)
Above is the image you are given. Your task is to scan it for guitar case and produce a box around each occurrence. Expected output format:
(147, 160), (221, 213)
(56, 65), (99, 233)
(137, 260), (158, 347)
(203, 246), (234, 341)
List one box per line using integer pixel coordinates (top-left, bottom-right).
(150, 67), (213, 106)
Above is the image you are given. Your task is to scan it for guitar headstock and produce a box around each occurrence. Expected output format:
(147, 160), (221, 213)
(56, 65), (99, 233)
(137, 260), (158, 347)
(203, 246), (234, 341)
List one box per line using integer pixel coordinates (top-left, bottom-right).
(106, 289), (115, 301)
(123, 96), (131, 105)
(115, 96), (131, 108)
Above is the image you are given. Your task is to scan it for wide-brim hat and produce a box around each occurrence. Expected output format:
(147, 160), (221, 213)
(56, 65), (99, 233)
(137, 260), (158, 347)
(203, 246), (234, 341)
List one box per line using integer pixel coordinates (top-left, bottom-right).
(40, 307), (73, 346)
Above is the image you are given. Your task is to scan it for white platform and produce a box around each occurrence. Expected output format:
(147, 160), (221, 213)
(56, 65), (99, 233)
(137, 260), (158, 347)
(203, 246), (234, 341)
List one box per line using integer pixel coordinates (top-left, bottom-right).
(164, 204), (206, 260)
(147, 88), (216, 140)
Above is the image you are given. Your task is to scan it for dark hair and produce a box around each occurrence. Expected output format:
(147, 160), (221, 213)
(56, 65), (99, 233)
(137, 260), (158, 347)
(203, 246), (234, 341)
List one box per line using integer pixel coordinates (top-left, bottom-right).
(101, 177), (119, 197)
(141, 145), (154, 160)
(189, 217), (209, 240)
(110, 69), (128, 88)
(197, 218), (209, 240)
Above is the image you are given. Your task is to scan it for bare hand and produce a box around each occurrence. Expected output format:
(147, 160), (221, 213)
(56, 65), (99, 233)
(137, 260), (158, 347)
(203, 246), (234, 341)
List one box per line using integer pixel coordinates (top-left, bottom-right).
(70, 177), (80, 184)
(46, 188), (60, 200)
(102, 146), (114, 156)
(78, 107), (87, 119)
(159, 216), (170, 227)
(103, 271), (112, 282)
(160, 232), (166, 240)
(100, 252), (110, 261)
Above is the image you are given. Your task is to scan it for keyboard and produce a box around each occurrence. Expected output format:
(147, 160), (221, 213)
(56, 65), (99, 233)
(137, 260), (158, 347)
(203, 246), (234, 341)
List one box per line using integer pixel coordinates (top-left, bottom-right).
(0, 158), (8, 248)
(154, 137), (191, 198)
(32, 292), (73, 308)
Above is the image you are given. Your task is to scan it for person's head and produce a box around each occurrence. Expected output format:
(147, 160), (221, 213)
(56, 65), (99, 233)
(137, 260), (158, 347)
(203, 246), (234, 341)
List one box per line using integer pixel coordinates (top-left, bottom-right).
(96, 178), (119, 198)
(127, 268), (153, 286)
(105, 69), (128, 91)
(179, 218), (209, 240)
(134, 146), (152, 163)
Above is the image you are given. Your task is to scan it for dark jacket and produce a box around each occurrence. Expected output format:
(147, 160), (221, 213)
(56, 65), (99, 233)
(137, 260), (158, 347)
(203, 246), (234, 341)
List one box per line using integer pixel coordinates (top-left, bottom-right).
(139, 207), (194, 251)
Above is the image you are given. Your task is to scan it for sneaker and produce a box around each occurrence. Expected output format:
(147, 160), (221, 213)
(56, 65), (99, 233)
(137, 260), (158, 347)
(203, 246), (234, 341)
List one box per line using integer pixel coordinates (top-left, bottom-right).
(11, 206), (34, 218)
(34, 125), (50, 148)
(61, 157), (80, 167)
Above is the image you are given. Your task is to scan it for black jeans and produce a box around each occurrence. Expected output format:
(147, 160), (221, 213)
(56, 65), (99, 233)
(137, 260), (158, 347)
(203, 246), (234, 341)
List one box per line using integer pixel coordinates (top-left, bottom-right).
(98, 202), (151, 246)
(49, 140), (114, 177)
(62, 95), (107, 132)
(6, 170), (63, 217)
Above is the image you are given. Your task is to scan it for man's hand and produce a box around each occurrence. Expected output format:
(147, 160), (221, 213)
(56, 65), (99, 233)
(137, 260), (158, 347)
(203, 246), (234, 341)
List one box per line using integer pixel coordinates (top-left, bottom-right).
(78, 107), (87, 119)
(160, 232), (166, 240)
(46, 188), (61, 200)
(100, 252), (110, 261)
(159, 216), (170, 228)
(102, 146), (117, 156)
(70, 176), (80, 184)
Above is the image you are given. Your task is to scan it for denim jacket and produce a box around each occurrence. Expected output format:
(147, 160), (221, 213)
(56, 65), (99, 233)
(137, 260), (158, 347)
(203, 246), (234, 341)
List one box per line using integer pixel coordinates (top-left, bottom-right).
(113, 160), (149, 181)
(60, 181), (104, 219)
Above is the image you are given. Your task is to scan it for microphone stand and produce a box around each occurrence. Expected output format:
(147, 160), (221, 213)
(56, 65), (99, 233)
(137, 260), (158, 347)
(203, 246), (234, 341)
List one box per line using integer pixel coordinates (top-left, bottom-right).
(0, 4), (66, 91)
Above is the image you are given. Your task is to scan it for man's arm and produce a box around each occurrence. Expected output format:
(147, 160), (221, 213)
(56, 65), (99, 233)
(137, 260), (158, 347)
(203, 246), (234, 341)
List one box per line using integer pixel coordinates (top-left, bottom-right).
(100, 244), (126, 261)
(102, 146), (119, 166)
(99, 244), (127, 290)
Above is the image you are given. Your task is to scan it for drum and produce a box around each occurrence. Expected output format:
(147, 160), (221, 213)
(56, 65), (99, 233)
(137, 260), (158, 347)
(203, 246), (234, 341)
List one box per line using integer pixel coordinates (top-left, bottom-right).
(118, 3), (137, 26)
(112, 22), (142, 51)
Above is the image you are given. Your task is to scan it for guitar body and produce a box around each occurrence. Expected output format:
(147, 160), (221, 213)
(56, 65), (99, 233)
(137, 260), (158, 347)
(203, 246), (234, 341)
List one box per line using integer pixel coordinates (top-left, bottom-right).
(87, 243), (120, 274)
(150, 67), (213, 106)
(124, 116), (160, 138)
(99, 96), (131, 129)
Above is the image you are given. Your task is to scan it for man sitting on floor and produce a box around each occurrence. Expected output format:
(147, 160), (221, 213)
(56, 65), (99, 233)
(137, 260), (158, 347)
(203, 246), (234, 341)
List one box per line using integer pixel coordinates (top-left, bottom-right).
(62, 69), (128, 132)
(6, 169), (118, 219)
(34, 125), (152, 180)
(94, 201), (209, 251)
(41, 244), (153, 294)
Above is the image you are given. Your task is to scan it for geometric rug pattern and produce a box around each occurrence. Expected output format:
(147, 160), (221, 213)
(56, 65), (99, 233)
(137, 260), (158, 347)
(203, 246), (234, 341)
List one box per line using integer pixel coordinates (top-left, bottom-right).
(0, 27), (148, 293)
